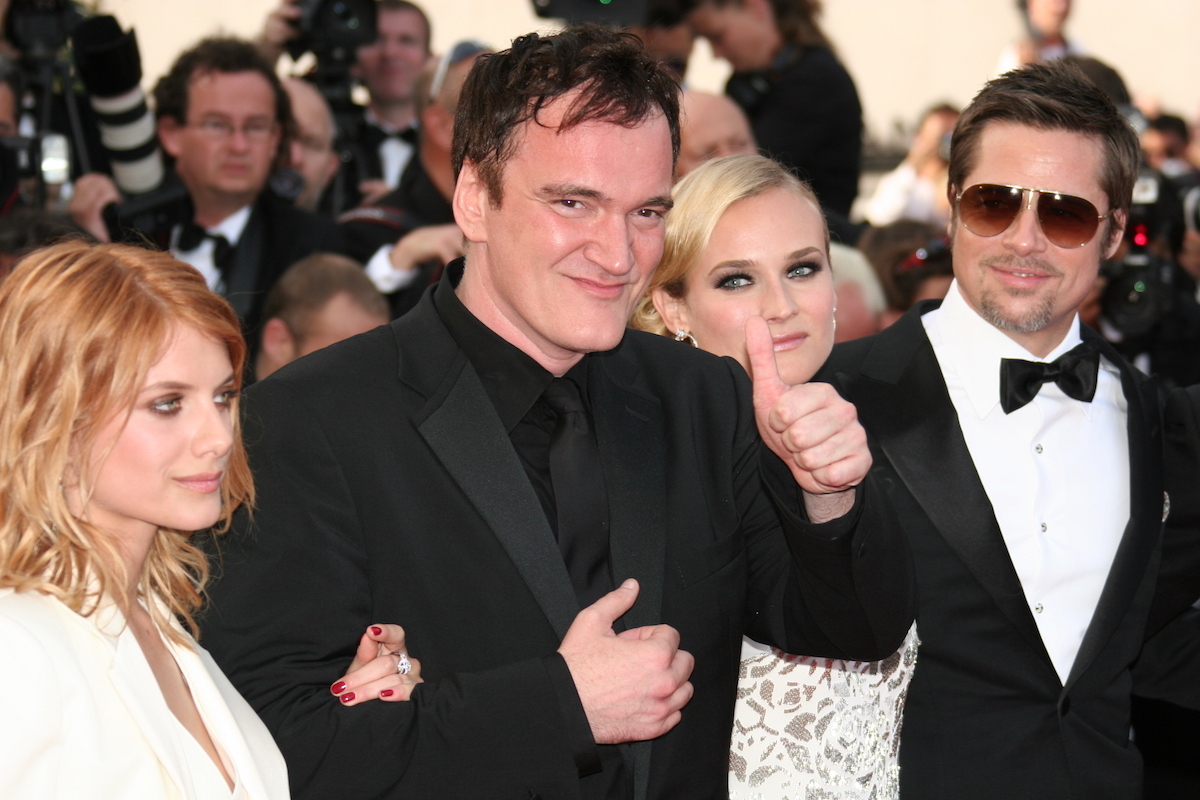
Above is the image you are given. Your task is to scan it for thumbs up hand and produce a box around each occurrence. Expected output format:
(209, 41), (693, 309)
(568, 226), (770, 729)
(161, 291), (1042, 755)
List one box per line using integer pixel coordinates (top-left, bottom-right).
(745, 316), (869, 520)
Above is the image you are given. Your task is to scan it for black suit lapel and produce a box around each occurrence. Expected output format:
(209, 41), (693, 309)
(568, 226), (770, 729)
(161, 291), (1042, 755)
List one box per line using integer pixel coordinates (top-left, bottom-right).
(588, 344), (667, 800)
(838, 307), (1049, 659)
(589, 347), (668, 630)
(1065, 330), (1162, 687)
(399, 295), (580, 641)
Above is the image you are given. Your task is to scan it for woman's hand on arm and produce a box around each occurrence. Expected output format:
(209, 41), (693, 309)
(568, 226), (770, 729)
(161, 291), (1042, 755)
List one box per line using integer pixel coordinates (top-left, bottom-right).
(329, 624), (422, 706)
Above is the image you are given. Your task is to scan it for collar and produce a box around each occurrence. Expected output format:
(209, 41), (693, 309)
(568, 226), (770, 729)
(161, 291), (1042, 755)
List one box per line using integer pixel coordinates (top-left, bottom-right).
(363, 108), (418, 138)
(927, 279), (1115, 420)
(434, 259), (591, 431)
(209, 204), (253, 247)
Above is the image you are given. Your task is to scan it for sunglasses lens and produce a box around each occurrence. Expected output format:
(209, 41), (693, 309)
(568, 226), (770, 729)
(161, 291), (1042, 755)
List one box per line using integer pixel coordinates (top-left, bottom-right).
(1036, 192), (1101, 248)
(959, 184), (1022, 237)
(958, 184), (1102, 247)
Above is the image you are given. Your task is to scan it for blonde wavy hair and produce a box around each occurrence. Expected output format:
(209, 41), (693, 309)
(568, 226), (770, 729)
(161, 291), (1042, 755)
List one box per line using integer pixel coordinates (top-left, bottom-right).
(630, 153), (828, 336)
(0, 241), (253, 645)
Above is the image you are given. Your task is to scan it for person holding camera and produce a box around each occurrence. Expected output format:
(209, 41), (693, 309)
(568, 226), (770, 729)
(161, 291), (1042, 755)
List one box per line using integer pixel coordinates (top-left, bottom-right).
(259, 0), (433, 210)
(68, 37), (345, 369)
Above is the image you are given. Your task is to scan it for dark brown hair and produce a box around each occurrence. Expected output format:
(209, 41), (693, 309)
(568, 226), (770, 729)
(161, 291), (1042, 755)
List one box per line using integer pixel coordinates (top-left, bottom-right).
(452, 25), (681, 204)
(153, 36), (291, 132)
(261, 252), (388, 342)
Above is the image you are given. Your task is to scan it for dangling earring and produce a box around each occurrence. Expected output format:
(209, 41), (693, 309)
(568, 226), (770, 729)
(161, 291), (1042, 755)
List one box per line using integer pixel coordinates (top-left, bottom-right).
(674, 329), (698, 348)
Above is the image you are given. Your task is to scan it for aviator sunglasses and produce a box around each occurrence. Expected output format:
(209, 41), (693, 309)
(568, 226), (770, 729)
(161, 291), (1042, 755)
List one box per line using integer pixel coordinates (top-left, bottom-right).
(955, 183), (1111, 248)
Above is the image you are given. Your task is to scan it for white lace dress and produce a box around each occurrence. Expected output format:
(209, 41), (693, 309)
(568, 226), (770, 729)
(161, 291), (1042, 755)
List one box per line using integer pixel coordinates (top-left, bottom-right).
(728, 623), (919, 800)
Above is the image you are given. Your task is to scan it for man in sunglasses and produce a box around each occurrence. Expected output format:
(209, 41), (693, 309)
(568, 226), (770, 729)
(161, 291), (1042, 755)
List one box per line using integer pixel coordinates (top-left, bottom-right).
(819, 60), (1200, 799)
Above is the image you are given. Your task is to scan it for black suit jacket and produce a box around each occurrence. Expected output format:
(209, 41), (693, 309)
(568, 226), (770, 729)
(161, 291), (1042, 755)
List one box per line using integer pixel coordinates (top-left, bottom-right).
(202, 285), (913, 800)
(818, 301), (1176, 800)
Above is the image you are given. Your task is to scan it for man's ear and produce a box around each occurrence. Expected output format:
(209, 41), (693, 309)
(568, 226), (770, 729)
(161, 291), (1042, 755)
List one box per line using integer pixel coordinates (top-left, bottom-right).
(158, 117), (184, 159)
(258, 317), (298, 374)
(453, 160), (490, 244)
(652, 287), (691, 335)
(1104, 209), (1127, 260)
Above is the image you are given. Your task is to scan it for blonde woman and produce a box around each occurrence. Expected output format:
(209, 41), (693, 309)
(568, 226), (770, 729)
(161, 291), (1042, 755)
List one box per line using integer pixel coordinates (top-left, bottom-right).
(0, 241), (417, 799)
(632, 154), (918, 799)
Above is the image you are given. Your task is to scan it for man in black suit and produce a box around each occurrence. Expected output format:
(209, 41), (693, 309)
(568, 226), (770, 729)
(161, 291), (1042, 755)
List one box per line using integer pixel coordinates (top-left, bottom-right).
(70, 37), (344, 362)
(818, 62), (1195, 799)
(202, 26), (912, 800)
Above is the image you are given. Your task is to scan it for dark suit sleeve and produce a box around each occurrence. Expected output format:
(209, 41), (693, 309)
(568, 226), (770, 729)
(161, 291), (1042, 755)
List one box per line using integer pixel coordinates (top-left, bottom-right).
(202, 378), (593, 799)
(1146, 384), (1200, 636)
(1133, 606), (1200, 709)
(730, 361), (914, 662)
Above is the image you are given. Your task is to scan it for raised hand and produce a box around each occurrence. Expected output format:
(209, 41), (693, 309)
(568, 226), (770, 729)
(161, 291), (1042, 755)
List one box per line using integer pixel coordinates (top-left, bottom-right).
(745, 316), (870, 519)
(330, 624), (422, 706)
(558, 579), (695, 744)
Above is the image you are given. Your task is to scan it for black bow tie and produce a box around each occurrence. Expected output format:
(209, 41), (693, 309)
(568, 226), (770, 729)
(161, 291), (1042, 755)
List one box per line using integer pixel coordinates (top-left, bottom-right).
(360, 122), (418, 150)
(999, 342), (1101, 414)
(178, 220), (233, 273)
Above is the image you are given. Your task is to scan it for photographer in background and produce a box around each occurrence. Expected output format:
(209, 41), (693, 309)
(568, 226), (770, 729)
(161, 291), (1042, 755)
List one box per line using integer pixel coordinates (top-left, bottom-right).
(259, 0), (432, 211)
(68, 37), (344, 369)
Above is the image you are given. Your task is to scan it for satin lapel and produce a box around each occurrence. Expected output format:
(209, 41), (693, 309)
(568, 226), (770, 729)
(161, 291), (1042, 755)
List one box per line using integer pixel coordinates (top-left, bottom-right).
(1065, 332), (1162, 687)
(843, 311), (1048, 658)
(417, 359), (579, 641)
(589, 349), (667, 629)
(589, 347), (666, 800)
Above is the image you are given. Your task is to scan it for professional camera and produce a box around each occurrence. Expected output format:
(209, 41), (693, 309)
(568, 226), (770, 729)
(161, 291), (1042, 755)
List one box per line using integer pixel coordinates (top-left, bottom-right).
(1101, 170), (1177, 338)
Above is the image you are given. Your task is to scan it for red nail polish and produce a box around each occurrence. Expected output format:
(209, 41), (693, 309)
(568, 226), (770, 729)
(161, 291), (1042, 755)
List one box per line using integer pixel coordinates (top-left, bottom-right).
(331, 682), (346, 695)
(371, 626), (383, 636)
(381, 689), (394, 698)
(340, 692), (355, 703)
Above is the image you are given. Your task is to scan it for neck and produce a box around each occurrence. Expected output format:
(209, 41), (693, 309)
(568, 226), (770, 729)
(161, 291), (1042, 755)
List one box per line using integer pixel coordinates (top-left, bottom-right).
(369, 98), (415, 131)
(456, 261), (583, 377)
(191, 191), (255, 230)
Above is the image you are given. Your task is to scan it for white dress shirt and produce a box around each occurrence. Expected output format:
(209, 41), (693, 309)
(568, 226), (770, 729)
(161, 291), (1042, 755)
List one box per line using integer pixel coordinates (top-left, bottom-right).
(171, 205), (253, 292)
(924, 281), (1129, 683)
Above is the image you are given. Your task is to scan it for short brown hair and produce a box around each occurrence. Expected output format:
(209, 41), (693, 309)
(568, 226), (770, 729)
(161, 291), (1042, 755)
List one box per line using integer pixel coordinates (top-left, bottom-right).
(452, 25), (681, 205)
(261, 252), (387, 344)
(948, 60), (1140, 248)
(0, 241), (251, 645)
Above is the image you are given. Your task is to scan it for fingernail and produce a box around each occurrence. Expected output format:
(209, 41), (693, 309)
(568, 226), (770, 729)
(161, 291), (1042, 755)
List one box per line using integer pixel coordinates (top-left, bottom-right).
(622, 578), (637, 589)
(381, 689), (394, 698)
(371, 626), (383, 636)
(340, 692), (355, 703)
(330, 682), (346, 695)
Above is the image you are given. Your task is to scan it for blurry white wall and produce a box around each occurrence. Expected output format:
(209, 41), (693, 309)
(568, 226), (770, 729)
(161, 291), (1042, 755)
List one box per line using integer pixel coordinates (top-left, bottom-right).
(101, 0), (1200, 148)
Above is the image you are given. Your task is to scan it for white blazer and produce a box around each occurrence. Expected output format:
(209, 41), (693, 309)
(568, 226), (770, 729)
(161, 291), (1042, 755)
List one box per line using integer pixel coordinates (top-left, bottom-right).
(0, 588), (290, 799)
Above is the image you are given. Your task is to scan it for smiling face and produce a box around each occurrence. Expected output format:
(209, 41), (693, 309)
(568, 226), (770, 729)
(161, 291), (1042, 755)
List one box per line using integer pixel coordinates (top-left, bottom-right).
(950, 122), (1123, 357)
(72, 324), (236, 548)
(655, 187), (835, 385)
(355, 7), (430, 107)
(453, 93), (675, 375)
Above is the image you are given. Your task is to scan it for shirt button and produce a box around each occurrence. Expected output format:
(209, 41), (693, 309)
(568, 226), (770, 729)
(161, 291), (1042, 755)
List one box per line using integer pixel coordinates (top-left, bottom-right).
(1035, 603), (1044, 613)
(1035, 444), (1044, 454)
(1041, 522), (1048, 532)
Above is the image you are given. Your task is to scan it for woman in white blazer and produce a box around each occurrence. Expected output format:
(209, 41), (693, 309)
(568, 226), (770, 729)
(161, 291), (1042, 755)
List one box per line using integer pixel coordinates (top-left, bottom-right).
(0, 241), (417, 799)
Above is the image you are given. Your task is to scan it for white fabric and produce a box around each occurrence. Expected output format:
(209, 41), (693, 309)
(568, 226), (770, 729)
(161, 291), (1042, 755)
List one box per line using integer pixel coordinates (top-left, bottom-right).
(729, 625), (919, 799)
(861, 162), (946, 227)
(365, 244), (422, 294)
(923, 282), (1129, 682)
(171, 205), (253, 292)
(0, 589), (289, 800)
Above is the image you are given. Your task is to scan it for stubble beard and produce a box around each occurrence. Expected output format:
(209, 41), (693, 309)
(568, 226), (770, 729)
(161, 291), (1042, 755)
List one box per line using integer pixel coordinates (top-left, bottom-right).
(976, 255), (1060, 334)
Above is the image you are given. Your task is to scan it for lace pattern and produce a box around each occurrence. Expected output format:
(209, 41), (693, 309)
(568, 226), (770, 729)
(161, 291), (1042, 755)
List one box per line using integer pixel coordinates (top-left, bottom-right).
(729, 623), (919, 800)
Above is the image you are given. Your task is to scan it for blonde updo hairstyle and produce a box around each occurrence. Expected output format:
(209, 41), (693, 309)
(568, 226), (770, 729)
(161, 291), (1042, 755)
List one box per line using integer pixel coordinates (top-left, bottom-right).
(0, 241), (252, 644)
(630, 153), (829, 336)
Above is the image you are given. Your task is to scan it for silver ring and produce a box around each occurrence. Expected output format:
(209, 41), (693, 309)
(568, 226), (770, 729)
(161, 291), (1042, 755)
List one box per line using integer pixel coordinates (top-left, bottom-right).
(396, 652), (412, 675)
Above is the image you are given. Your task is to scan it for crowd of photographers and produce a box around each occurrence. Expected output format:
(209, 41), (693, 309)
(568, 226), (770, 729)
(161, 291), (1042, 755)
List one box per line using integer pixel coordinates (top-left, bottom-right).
(0, 0), (1198, 396)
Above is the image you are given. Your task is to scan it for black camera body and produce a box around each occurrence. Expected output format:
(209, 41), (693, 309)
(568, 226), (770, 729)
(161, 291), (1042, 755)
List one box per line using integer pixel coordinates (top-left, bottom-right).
(286, 0), (378, 67)
(1101, 171), (1177, 339)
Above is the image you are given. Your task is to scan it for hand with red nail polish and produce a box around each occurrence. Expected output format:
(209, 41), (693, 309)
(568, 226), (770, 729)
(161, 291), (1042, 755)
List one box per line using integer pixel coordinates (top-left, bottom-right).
(332, 623), (422, 707)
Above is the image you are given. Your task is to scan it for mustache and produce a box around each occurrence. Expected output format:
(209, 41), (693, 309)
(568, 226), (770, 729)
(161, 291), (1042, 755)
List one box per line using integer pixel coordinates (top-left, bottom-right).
(979, 254), (1063, 278)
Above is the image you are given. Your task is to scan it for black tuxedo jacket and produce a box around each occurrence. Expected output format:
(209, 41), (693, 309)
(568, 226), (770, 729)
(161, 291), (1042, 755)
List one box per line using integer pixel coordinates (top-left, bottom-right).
(202, 286), (913, 800)
(818, 301), (1179, 800)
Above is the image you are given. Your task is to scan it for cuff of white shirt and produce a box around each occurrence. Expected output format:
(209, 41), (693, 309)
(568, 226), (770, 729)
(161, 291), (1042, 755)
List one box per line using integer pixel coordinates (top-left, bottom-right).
(364, 245), (421, 294)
